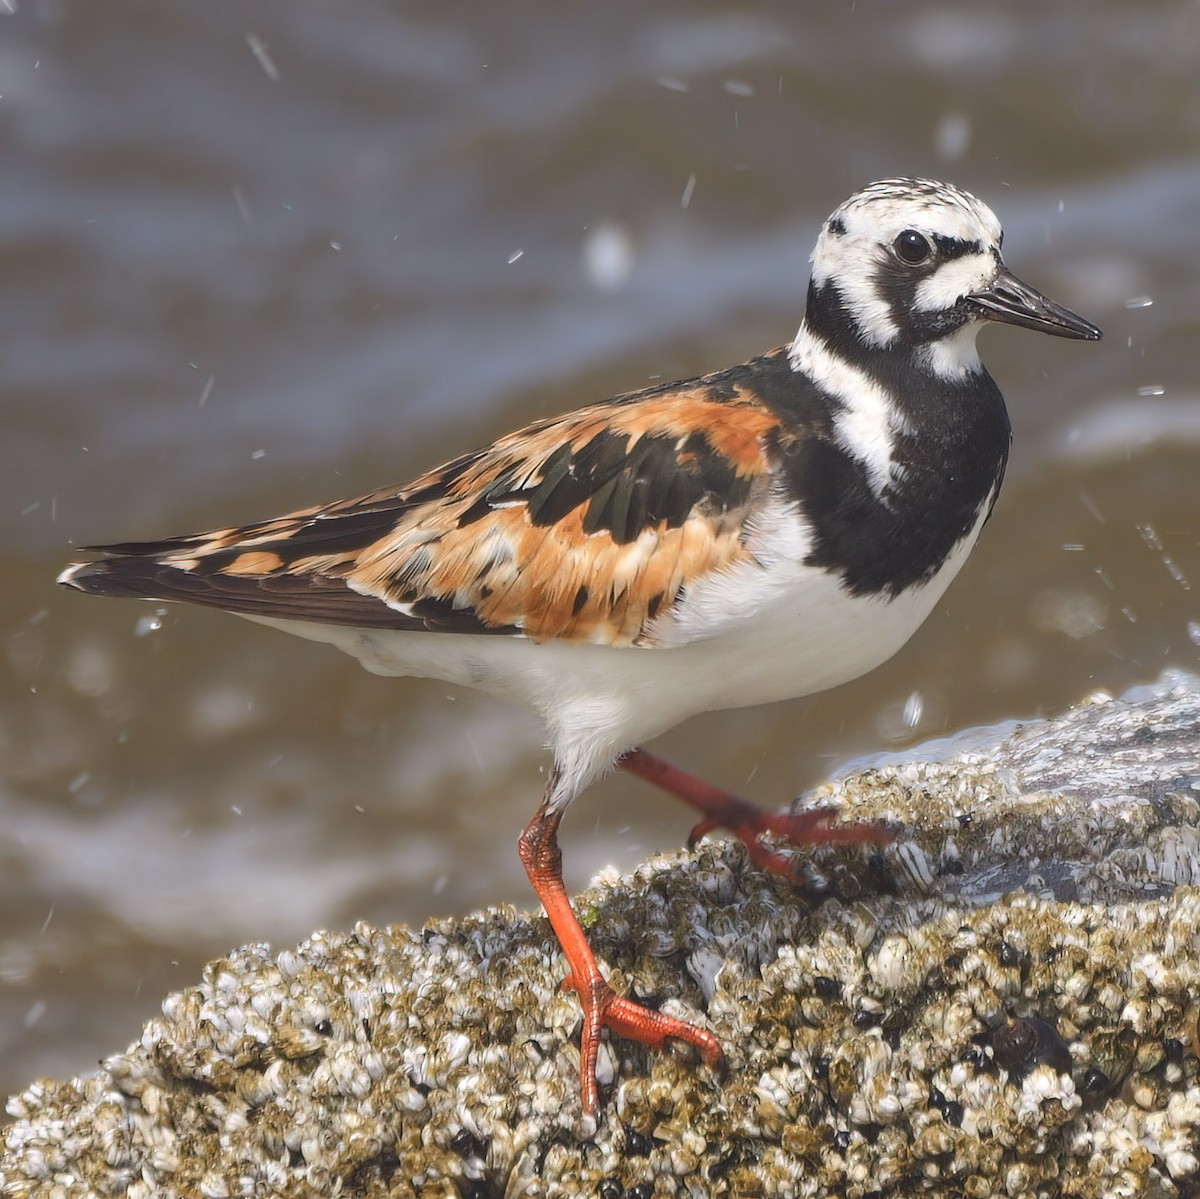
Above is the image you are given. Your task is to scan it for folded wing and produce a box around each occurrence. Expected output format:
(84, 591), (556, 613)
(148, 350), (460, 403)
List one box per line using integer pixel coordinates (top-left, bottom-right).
(61, 358), (791, 646)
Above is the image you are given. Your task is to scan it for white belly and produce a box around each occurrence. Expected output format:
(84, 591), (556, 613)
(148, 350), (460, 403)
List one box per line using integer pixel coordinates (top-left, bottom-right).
(247, 498), (988, 801)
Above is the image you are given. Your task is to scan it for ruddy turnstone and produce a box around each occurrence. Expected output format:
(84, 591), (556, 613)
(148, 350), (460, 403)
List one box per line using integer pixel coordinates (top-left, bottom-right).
(59, 178), (1101, 1118)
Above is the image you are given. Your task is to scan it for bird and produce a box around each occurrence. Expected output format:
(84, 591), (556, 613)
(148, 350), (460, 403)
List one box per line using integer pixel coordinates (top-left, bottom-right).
(58, 178), (1101, 1120)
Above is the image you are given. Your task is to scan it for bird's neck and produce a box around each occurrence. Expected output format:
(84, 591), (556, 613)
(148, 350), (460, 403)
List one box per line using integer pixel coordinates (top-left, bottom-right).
(799, 277), (984, 387)
(779, 293), (1012, 596)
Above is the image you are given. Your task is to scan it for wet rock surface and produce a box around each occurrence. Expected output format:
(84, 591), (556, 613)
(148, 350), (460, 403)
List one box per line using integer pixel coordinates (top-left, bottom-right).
(4, 673), (1200, 1197)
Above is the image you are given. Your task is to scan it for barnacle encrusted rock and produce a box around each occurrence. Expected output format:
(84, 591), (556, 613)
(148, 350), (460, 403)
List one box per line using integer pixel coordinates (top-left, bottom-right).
(5, 672), (1200, 1198)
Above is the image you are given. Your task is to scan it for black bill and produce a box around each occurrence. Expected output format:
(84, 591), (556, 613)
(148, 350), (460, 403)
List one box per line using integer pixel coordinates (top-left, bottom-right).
(968, 267), (1102, 341)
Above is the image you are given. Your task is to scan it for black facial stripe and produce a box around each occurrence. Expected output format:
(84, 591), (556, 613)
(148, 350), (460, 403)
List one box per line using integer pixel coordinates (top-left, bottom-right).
(885, 252), (986, 348)
(875, 261), (925, 343)
(807, 260), (978, 363)
(826, 216), (846, 236)
(931, 234), (982, 261)
(803, 279), (867, 364)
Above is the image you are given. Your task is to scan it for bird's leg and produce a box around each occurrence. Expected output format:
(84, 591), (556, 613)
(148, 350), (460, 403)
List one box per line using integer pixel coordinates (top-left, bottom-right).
(517, 799), (724, 1118)
(618, 746), (890, 878)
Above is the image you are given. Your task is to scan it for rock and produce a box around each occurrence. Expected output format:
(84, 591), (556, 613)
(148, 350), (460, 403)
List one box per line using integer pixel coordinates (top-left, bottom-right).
(4, 672), (1200, 1198)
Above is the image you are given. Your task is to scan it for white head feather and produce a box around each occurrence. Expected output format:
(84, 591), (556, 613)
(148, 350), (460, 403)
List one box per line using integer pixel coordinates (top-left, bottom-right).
(808, 178), (1004, 357)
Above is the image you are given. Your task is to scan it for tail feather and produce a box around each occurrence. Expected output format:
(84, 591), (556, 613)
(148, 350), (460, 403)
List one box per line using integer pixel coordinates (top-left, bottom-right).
(80, 536), (211, 558)
(57, 557), (163, 600)
(56, 551), (514, 635)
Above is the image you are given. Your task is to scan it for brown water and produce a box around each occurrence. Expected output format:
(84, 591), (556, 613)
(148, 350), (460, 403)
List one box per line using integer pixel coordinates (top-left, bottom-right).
(2, 1), (1198, 1098)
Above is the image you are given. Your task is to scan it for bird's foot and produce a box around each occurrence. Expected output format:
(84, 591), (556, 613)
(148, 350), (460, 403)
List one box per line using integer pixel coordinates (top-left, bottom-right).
(618, 746), (891, 882)
(519, 799), (724, 1120)
(561, 970), (725, 1117)
(685, 793), (891, 879)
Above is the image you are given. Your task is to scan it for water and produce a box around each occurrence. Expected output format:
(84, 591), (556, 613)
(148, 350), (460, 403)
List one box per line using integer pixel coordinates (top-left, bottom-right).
(3, 0), (1200, 1097)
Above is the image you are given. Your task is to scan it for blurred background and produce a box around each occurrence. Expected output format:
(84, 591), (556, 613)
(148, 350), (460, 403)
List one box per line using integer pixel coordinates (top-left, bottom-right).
(2, 0), (1198, 1098)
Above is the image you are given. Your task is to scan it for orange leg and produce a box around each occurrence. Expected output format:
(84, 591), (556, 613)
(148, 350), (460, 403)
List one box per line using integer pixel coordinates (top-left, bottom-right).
(618, 746), (890, 877)
(518, 800), (723, 1118)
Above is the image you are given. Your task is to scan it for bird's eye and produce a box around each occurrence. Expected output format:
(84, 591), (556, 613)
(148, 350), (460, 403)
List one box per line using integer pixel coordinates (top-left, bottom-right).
(895, 230), (931, 264)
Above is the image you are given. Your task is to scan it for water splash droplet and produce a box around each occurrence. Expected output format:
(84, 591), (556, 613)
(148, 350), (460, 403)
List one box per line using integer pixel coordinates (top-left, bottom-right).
(135, 611), (165, 637)
(245, 32), (279, 82)
(1137, 523), (1163, 552)
(934, 111), (971, 160)
(1163, 556), (1191, 591)
(582, 222), (635, 291)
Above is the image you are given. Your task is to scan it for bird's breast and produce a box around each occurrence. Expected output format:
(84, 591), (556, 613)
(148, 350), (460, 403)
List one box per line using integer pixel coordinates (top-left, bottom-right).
(644, 489), (993, 711)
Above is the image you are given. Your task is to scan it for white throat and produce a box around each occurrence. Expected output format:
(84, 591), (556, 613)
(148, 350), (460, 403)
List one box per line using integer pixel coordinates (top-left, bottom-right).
(920, 323), (984, 381)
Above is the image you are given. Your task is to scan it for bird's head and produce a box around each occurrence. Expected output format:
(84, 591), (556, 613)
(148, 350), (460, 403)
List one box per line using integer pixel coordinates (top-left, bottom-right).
(806, 178), (1101, 378)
